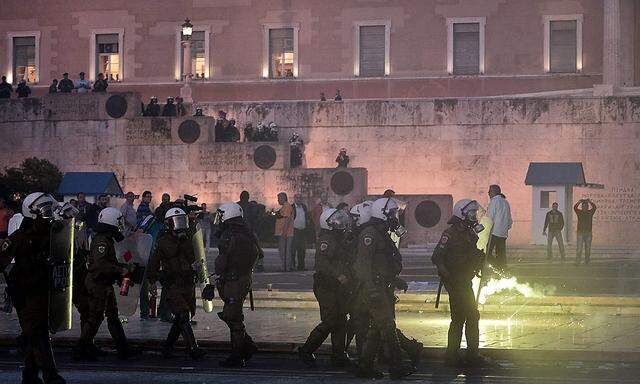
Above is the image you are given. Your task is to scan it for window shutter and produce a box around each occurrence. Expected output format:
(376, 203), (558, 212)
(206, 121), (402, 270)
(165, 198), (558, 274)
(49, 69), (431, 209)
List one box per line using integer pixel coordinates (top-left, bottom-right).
(97, 34), (119, 53)
(359, 25), (386, 77)
(453, 23), (479, 75)
(550, 20), (577, 73)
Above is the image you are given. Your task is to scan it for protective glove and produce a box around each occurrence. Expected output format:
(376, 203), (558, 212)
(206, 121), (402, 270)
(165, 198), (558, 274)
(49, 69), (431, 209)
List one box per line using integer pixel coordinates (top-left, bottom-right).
(202, 284), (216, 301)
(394, 277), (408, 293)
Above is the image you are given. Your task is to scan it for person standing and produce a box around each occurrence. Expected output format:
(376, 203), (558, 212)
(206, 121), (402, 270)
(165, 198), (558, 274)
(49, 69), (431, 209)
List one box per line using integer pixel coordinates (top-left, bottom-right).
(0, 76), (12, 99)
(210, 203), (260, 367)
(77, 207), (138, 361)
(292, 194), (311, 271)
(57, 73), (74, 93)
(0, 193), (67, 384)
(16, 80), (31, 98)
(574, 199), (596, 265)
(298, 208), (353, 368)
(162, 97), (177, 117)
(543, 202), (565, 262)
(147, 208), (206, 360)
(312, 194), (331, 235)
(136, 191), (153, 226)
(486, 184), (512, 270)
(93, 73), (109, 93)
(144, 97), (161, 117)
(432, 199), (488, 367)
(154, 193), (172, 221)
(274, 192), (294, 272)
(75, 72), (91, 94)
(120, 192), (137, 232)
(48, 79), (58, 94)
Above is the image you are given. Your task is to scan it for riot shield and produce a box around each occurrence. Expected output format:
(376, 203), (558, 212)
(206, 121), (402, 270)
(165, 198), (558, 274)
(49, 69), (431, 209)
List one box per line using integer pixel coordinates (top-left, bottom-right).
(472, 214), (493, 300)
(192, 224), (213, 313)
(114, 232), (153, 317)
(48, 218), (74, 334)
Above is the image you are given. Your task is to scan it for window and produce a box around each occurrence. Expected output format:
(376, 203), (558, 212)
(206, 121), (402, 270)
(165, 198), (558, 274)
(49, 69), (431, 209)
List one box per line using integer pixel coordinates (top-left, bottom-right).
(356, 24), (389, 77)
(95, 33), (122, 82)
(544, 15), (583, 73)
(269, 28), (295, 78)
(13, 36), (37, 84)
(447, 17), (485, 75)
(181, 31), (207, 79)
(540, 191), (557, 209)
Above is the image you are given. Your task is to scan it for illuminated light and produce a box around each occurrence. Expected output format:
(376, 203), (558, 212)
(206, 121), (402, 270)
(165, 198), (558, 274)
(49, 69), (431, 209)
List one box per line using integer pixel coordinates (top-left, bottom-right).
(385, 62), (390, 76)
(262, 65), (269, 79)
(576, 57), (583, 72)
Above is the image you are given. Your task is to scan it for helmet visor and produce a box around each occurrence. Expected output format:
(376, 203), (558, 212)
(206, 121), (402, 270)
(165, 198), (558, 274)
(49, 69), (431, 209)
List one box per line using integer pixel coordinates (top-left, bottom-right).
(31, 195), (56, 219)
(168, 215), (188, 231)
(326, 210), (351, 231)
(461, 200), (480, 222)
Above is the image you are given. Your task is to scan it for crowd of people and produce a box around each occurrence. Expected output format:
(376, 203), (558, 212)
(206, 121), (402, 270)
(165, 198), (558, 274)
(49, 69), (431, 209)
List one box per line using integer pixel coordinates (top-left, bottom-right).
(0, 184), (600, 382)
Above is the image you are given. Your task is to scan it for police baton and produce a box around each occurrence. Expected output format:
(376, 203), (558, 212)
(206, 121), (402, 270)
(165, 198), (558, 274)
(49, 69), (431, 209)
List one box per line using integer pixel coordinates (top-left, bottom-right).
(249, 289), (255, 311)
(434, 281), (443, 309)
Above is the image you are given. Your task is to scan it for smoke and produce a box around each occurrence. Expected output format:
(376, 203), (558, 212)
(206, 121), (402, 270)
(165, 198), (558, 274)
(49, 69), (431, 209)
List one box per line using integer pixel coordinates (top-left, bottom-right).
(477, 268), (556, 305)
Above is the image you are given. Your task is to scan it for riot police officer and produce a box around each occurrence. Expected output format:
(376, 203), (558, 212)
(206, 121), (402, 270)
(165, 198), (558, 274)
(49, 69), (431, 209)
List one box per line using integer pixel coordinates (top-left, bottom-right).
(77, 207), (138, 361)
(147, 208), (206, 360)
(144, 96), (161, 117)
(0, 192), (66, 384)
(208, 203), (261, 367)
(353, 198), (415, 379)
(431, 199), (487, 367)
(298, 208), (353, 368)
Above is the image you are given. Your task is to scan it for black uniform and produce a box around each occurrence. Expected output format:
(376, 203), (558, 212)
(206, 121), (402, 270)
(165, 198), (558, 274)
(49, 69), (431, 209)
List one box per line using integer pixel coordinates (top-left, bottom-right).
(145, 102), (161, 117)
(147, 228), (205, 359)
(57, 78), (74, 93)
(78, 225), (132, 359)
(299, 229), (351, 365)
(431, 218), (484, 362)
(162, 102), (177, 117)
(0, 217), (66, 384)
(353, 218), (413, 378)
(214, 218), (260, 366)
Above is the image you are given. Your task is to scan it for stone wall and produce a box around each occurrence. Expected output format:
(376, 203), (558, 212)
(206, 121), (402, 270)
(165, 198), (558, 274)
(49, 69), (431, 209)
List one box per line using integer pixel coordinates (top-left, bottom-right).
(1, 94), (639, 245)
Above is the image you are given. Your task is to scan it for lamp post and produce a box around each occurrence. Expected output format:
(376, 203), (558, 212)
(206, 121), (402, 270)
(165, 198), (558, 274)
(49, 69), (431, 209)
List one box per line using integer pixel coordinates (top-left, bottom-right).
(180, 18), (194, 103)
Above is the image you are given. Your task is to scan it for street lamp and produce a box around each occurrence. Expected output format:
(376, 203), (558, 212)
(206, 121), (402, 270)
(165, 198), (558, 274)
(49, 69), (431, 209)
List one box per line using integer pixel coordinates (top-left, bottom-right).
(181, 18), (193, 40)
(180, 18), (194, 103)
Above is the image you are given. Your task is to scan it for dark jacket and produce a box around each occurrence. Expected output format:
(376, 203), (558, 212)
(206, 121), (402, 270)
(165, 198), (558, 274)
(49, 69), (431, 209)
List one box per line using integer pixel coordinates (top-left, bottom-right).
(0, 218), (50, 294)
(86, 228), (126, 285)
(215, 219), (260, 279)
(315, 229), (351, 282)
(431, 220), (484, 283)
(0, 81), (12, 98)
(16, 84), (31, 98)
(58, 78), (74, 93)
(93, 79), (108, 92)
(147, 231), (196, 287)
(543, 210), (564, 233)
(354, 219), (403, 290)
(162, 103), (177, 117)
(145, 103), (161, 117)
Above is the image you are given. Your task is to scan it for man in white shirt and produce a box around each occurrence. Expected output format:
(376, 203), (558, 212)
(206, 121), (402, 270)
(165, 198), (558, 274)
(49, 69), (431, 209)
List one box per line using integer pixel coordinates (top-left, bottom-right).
(486, 184), (513, 270)
(292, 194), (310, 271)
(120, 191), (138, 232)
(75, 72), (91, 94)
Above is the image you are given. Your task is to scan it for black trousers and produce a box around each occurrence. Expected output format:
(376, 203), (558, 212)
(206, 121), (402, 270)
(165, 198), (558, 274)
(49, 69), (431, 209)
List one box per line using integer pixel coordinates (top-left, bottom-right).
(488, 235), (507, 269)
(292, 229), (307, 270)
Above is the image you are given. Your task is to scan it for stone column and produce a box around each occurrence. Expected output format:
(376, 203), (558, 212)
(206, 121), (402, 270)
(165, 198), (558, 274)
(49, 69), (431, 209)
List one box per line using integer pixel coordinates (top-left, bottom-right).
(180, 39), (193, 103)
(596, 0), (635, 95)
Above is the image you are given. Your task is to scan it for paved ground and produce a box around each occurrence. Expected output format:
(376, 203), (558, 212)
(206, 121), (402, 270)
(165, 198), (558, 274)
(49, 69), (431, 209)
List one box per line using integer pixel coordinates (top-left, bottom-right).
(1, 304), (639, 355)
(1, 347), (639, 384)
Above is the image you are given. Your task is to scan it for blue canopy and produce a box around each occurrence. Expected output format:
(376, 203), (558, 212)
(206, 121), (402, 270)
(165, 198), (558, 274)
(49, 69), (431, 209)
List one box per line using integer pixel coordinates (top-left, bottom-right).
(57, 172), (123, 197)
(524, 163), (586, 186)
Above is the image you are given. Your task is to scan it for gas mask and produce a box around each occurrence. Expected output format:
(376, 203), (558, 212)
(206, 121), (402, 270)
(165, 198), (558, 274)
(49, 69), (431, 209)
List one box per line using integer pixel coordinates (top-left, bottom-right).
(386, 208), (408, 238)
(460, 201), (483, 233)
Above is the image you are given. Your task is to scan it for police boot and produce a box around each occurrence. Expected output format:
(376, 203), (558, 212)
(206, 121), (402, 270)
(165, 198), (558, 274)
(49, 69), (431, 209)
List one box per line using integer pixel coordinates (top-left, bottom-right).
(330, 323), (352, 368)
(220, 332), (246, 368)
(162, 321), (181, 359)
(465, 351), (492, 367)
(397, 330), (423, 367)
(88, 343), (108, 357)
(241, 334), (258, 361)
(383, 328), (415, 380)
(298, 326), (329, 367)
(445, 320), (464, 367)
(72, 340), (98, 362)
(177, 316), (206, 361)
(21, 369), (44, 384)
(355, 330), (383, 379)
(35, 336), (66, 384)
